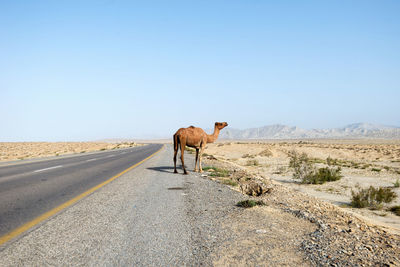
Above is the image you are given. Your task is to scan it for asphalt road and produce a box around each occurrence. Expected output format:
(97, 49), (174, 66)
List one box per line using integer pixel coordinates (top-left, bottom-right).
(0, 144), (246, 266)
(0, 144), (162, 237)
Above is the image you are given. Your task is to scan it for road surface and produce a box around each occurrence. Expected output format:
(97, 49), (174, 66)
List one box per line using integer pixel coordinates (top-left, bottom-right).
(0, 144), (162, 237)
(0, 144), (246, 266)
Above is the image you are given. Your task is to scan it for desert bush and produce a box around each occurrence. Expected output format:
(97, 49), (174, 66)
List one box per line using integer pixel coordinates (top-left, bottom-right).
(258, 149), (272, 157)
(242, 153), (255, 158)
(371, 168), (381, 172)
(289, 151), (342, 184)
(394, 179), (400, 188)
(236, 200), (266, 208)
(288, 151), (315, 180)
(288, 150), (309, 169)
(309, 158), (325, 164)
(351, 162), (361, 169)
(351, 186), (397, 209)
(326, 156), (337, 166)
(293, 162), (316, 181)
(301, 167), (343, 185)
(389, 206), (400, 216)
(273, 166), (286, 174)
(361, 164), (371, 169)
(246, 159), (259, 166)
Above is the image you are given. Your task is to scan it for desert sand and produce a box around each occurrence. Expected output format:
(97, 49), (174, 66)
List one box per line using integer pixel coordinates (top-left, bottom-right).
(0, 142), (141, 162)
(204, 139), (400, 231)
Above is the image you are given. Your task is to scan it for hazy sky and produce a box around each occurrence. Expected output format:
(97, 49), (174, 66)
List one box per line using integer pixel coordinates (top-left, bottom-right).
(1, 1), (399, 141)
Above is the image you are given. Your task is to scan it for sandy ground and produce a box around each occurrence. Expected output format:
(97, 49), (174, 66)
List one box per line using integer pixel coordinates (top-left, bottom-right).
(0, 142), (141, 162)
(204, 140), (400, 232)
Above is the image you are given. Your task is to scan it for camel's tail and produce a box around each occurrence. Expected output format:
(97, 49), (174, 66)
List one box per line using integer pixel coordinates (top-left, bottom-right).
(173, 133), (180, 152)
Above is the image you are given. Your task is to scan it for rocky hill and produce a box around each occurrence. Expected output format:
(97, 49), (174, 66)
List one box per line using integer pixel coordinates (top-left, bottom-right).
(218, 123), (400, 139)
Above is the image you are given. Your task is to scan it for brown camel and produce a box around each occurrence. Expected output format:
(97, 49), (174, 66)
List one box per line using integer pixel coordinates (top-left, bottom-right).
(173, 122), (228, 174)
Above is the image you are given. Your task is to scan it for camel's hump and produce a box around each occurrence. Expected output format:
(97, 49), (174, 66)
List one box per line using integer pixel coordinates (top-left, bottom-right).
(188, 126), (195, 128)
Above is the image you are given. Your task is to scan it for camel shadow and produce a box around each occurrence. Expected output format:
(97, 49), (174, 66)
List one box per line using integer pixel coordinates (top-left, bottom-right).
(147, 166), (188, 174)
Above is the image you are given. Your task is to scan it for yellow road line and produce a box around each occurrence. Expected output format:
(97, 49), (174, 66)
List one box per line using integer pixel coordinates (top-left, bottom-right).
(0, 145), (164, 246)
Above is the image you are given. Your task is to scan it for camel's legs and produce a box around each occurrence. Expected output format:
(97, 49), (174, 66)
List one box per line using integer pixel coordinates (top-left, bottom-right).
(198, 145), (205, 173)
(180, 141), (188, 175)
(173, 134), (179, 173)
(194, 148), (199, 172)
(173, 146), (178, 173)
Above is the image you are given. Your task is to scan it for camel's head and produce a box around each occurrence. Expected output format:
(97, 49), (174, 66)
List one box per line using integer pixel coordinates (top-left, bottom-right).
(215, 122), (228, 130)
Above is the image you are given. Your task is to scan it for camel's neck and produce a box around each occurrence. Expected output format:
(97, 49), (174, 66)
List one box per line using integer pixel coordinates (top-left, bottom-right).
(207, 126), (220, 143)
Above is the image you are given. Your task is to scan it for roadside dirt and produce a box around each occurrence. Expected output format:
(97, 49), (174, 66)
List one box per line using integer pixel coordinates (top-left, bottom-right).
(213, 205), (315, 266)
(204, 140), (400, 232)
(196, 140), (400, 266)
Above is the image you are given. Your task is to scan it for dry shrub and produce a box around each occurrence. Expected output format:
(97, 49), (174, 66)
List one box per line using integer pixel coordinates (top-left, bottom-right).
(288, 150), (342, 184)
(302, 167), (343, 185)
(351, 186), (397, 210)
(246, 159), (259, 166)
(258, 149), (273, 157)
(236, 200), (266, 208)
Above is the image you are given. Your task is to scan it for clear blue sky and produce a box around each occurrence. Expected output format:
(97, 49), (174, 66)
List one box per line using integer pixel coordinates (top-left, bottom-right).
(1, 1), (399, 141)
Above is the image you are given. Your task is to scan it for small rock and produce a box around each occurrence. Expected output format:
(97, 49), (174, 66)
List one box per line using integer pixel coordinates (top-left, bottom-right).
(365, 245), (373, 251)
(256, 229), (267, 234)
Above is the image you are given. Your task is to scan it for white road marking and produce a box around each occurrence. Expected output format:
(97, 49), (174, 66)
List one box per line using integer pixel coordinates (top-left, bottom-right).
(33, 165), (63, 173)
(106, 155), (115, 158)
(86, 158), (99, 162)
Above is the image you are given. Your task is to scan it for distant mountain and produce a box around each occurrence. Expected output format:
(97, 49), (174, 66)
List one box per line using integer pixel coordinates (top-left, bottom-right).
(217, 123), (400, 139)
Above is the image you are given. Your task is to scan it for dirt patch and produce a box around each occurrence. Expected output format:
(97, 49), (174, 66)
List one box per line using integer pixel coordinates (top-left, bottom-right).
(213, 206), (315, 266)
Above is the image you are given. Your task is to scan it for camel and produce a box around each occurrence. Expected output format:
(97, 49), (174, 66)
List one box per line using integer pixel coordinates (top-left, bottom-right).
(173, 122), (228, 174)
